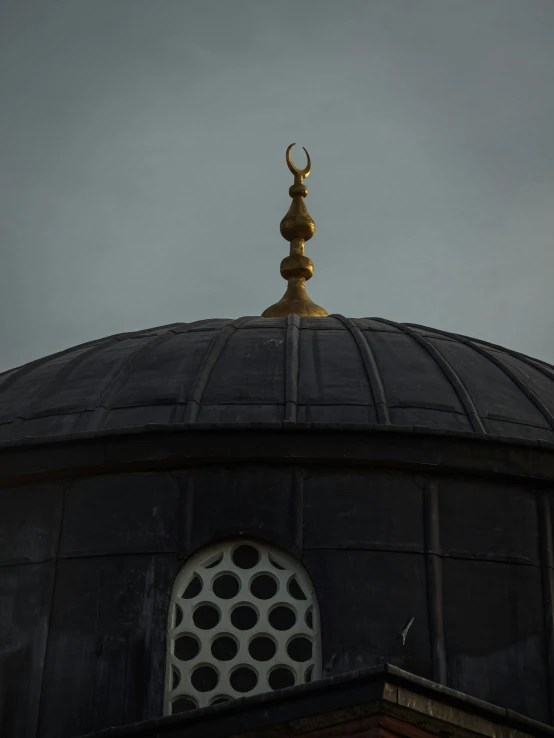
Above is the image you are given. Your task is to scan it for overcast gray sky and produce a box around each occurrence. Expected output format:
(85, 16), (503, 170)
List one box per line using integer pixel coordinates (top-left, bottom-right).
(1, 0), (553, 372)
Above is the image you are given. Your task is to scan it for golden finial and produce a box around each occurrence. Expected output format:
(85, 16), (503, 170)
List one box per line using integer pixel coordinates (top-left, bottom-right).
(262, 144), (328, 318)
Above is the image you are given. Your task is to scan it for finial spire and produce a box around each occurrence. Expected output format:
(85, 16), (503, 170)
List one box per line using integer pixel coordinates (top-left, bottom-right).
(262, 144), (328, 318)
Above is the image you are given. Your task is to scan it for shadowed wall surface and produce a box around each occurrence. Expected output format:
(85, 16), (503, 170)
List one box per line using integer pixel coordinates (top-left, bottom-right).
(1, 431), (554, 737)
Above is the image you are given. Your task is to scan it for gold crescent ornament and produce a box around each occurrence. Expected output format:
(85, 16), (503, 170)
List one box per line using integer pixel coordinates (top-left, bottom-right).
(262, 144), (328, 318)
(285, 143), (311, 181)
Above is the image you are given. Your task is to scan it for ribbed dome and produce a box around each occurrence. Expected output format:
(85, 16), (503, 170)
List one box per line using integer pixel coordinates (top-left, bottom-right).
(1, 315), (554, 443)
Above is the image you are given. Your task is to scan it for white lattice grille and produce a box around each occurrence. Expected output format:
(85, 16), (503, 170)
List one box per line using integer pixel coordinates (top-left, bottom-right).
(164, 540), (321, 714)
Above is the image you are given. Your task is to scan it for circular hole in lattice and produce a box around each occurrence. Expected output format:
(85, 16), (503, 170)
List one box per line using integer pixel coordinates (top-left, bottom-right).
(211, 696), (232, 706)
(232, 544), (260, 570)
(174, 603), (183, 628)
(305, 666), (313, 683)
(269, 604), (296, 631)
(172, 696), (197, 714)
(230, 665), (258, 693)
(212, 573), (240, 600)
(230, 604), (259, 631)
(211, 635), (239, 661)
(191, 665), (219, 693)
(287, 637), (313, 662)
(268, 553), (285, 570)
(171, 665), (181, 690)
(174, 634), (200, 661)
(248, 635), (277, 662)
(182, 575), (202, 599)
(305, 608), (313, 629)
(205, 553), (224, 569)
(288, 576), (307, 600)
(268, 666), (295, 690)
(193, 603), (221, 630)
(250, 573), (278, 600)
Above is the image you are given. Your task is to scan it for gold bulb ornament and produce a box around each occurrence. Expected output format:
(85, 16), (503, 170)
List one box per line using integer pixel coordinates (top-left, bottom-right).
(262, 144), (328, 318)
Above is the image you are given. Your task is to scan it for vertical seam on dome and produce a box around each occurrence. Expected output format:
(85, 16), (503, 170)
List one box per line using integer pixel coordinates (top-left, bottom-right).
(0, 323), (167, 386)
(83, 327), (184, 432)
(463, 334), (554, 382)
(512, 356), (554, 404)
(407, 324), (554, 432)
(0, 337), (113, 398)
(36, 479), (67, 735)
(8, 337), (124, 429)
(291, 467), (304, 554)
(285, 314), (300, 422)
(517, 355), (554, 380)
(422, 480), (447, 685)
(183, 317), (255, 424)
(331, 315), (390, 424)
(538, 491), (554, 722)
(428, 328), (554, 375)
(409, 321), (554, 392)
(373, 319), (486, 434)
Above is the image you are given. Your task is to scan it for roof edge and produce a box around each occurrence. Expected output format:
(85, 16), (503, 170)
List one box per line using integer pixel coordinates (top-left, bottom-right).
(2, 423), (554, 492)
(0, 420), (553, 452)
(76, 663), (554, 738)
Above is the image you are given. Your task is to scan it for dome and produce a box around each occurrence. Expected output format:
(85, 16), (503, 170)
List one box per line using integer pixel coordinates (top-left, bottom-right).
(1, 314), (553, 444)
(4, 143), (554, 738)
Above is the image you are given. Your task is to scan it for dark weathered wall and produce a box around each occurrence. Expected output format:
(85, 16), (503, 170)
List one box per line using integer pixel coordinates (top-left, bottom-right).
(0, 460), (552, 737)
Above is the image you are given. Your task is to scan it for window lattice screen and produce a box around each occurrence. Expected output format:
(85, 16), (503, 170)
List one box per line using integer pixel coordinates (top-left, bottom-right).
(165, 539), (321, 713)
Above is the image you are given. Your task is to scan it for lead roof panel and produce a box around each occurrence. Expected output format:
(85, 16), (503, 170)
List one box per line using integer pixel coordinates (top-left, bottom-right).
(298, 329), (373, 405)
(201, 326), (286, 404)
(108, 331), (214, 409)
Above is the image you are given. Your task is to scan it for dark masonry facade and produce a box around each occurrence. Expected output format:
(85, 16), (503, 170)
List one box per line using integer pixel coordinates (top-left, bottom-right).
(1, 316), (554, 737)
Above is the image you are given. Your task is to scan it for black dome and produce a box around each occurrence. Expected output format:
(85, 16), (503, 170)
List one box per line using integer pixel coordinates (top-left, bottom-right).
(1, 315), (554, 443)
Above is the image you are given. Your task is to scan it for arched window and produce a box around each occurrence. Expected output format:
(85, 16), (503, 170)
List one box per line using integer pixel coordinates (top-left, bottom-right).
(164, 539), (321, 714)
